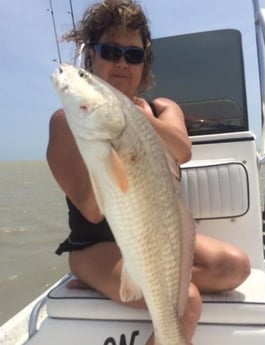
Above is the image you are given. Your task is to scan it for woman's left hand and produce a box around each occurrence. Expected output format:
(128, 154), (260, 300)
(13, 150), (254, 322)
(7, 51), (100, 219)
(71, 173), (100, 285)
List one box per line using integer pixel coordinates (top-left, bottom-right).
(133, 96), (192, 164)
(133, 96), (154, 120)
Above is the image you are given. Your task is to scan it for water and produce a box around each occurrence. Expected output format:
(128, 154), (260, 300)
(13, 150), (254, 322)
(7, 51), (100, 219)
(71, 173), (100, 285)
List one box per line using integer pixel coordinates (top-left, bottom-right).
(0, 160), (69, 326)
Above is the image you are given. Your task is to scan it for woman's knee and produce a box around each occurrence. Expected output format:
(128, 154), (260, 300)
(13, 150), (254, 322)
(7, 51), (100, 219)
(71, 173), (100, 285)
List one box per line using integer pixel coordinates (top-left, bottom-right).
(187, 283), (202, 316)
(210, 247), (251, 289)
(194, 235), (251, 292)
(225, 248), (250, 285)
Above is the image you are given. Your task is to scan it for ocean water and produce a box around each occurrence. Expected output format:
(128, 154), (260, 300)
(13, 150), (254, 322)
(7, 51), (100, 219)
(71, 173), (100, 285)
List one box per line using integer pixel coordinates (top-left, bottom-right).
(0, 160), (69, 326)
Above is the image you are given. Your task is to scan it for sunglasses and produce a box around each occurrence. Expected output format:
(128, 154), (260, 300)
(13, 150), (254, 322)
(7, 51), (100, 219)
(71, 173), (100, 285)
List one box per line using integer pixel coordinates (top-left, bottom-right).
(94, 42), (145, 65)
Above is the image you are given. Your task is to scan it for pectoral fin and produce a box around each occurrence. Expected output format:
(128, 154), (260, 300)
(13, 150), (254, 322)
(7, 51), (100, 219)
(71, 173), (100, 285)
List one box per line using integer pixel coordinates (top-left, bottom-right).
(106, 148), (129, 193)
(88, 146), (128, 214)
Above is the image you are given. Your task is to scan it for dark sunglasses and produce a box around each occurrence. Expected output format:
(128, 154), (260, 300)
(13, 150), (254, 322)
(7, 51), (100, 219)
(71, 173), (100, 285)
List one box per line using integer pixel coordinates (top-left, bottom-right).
(94, 42), (145, 65)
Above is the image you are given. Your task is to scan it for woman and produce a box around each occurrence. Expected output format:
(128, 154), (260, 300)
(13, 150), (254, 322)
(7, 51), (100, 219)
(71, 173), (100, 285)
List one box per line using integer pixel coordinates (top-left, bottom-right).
(47, 1), (250, 343)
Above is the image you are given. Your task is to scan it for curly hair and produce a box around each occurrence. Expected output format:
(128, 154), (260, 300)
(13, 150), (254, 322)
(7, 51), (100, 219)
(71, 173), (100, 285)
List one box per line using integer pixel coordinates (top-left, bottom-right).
(63, 0), (154, 93)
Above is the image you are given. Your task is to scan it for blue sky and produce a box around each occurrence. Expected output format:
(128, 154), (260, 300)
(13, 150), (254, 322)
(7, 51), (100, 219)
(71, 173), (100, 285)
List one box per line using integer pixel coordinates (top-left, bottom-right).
(0, 0), (264, 161)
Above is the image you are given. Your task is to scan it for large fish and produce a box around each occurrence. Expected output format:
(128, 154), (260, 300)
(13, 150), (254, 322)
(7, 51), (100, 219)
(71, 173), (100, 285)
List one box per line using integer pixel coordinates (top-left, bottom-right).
(51, 63), (195, 345)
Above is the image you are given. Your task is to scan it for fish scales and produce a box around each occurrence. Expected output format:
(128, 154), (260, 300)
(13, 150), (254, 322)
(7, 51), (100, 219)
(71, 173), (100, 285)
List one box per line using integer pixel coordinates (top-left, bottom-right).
(110, 100), (186, 343)
(51, 64), (195, 345)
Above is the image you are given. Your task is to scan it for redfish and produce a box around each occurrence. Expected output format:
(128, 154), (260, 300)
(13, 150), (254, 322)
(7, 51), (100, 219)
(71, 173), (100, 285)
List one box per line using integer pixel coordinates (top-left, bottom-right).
(51, 63), (195, 345)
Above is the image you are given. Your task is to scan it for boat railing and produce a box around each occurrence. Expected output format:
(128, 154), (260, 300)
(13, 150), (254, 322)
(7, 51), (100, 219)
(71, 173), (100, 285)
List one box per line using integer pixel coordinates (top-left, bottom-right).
(28, 296), (47, 339)
(253, 0), (265, 156)
(252, 0), (265, 250)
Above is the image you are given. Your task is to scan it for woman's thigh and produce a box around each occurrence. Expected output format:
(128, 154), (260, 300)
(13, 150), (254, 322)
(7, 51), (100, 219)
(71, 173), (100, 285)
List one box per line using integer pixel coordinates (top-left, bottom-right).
(69, 242), (122, 300)
(69, 241), (146, 308)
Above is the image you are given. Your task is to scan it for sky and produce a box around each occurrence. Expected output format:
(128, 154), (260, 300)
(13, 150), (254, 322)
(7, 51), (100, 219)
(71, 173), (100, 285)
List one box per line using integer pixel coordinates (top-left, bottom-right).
(0, 0), (264, 161)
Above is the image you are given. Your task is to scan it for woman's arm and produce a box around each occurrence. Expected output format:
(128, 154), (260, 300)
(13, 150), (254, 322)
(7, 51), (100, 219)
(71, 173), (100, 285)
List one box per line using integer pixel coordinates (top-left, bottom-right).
(46, 109), (103, 223)
(134, 97), (192, 164)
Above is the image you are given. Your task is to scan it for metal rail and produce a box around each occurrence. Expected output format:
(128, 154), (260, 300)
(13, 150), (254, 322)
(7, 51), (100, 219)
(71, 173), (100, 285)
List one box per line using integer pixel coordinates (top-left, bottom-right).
(252, 0), (265, 156)
(28, 297), (47, 338)
(253, 1), (265, 251)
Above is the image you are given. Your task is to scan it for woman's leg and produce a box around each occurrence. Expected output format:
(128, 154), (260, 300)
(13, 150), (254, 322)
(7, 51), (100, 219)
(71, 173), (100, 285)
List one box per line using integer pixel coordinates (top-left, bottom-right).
(69, 242), (143, 306)
(69, 242), (201, 344)
(68, 234), (250, 342)
(192, 233), (251, 293)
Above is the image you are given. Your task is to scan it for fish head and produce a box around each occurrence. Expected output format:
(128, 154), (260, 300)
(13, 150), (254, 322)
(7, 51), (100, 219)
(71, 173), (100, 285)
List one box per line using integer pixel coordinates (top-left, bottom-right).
(51, 63), (126, 141)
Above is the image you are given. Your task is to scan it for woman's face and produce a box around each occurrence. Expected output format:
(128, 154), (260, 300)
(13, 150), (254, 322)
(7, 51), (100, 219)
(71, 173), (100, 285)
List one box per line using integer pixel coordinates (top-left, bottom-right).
(89, 28), (145, 99)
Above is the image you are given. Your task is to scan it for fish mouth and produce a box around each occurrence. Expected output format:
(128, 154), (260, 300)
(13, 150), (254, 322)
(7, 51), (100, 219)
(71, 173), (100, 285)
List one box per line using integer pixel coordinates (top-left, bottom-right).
(58, 67), (69, 91)
(60, 84), (69, 92)
(51, 67), (69, 92)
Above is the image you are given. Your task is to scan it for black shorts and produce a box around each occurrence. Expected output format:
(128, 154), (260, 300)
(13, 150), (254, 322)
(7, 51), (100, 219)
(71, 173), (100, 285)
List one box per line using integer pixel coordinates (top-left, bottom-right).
(55, 197), (115, 255)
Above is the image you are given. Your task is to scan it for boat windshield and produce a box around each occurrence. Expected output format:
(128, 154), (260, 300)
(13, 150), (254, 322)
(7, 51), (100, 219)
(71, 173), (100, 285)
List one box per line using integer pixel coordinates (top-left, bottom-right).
(140, 0), (261, 138)
(146, 29), (248, 136)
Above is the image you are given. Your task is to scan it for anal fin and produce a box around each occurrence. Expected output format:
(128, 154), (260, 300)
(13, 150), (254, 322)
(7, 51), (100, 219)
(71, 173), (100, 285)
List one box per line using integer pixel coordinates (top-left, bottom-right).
(120, 262), (142, 302)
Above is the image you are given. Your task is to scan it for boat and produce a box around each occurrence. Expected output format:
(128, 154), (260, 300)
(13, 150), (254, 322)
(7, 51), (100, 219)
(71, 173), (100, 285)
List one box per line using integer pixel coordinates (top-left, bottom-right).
(1, 0), (265, 344)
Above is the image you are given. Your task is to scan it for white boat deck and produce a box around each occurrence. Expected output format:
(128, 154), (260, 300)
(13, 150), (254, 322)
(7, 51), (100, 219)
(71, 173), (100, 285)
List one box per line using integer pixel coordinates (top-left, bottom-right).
(46, 268), (265, 325)
(20, 267), (265, 345)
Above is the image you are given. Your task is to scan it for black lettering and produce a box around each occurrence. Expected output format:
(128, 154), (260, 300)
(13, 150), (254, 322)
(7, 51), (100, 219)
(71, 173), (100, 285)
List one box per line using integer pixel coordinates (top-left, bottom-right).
(119, 330), (140, 345)
(103, 330), (140, 345)
(119, 334), (127, 345)
(129, 331), (140, 345)
(104, 337), (116, 345)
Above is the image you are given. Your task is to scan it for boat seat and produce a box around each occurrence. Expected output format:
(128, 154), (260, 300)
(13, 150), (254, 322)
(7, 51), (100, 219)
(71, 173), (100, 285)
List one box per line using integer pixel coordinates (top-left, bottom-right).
(47, 268), (265, 325)
(181, 160), (249, 220)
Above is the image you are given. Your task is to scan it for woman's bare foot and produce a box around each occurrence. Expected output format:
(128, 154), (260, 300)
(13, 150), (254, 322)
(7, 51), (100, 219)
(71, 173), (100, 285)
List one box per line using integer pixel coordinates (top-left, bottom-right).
(66, 278), (90, 289)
